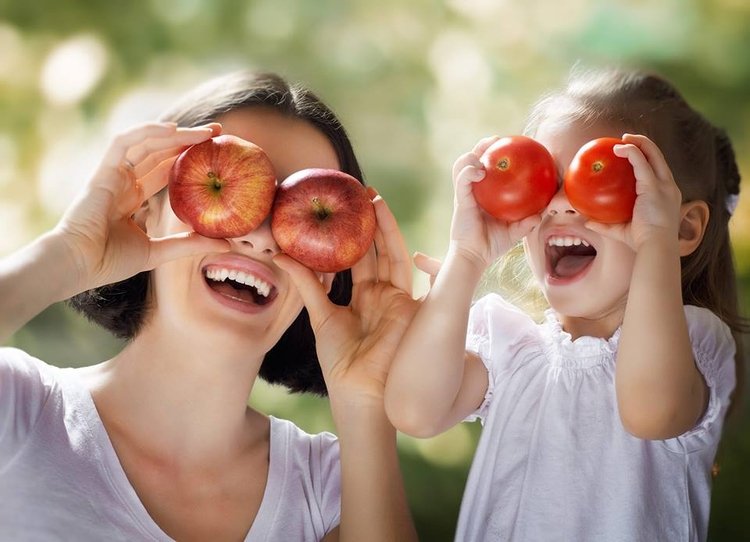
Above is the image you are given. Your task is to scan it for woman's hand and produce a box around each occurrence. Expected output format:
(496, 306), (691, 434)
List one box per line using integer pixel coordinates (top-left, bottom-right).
(584, 134), (682, 251)
(450, 136), (540, 271)
(55, 122), (230, 296)
(274, 191), (418, 411)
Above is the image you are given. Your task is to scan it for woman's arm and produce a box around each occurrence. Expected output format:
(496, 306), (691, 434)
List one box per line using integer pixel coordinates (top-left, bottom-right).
(588, 134), (708, 439)
(276, 193), (417, 542)
(0, 123), (228, 343)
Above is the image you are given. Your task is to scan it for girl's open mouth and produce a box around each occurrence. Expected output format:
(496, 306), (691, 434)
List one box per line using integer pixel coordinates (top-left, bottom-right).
(545, 235), (597, 282)
(203, 266), (279, 306)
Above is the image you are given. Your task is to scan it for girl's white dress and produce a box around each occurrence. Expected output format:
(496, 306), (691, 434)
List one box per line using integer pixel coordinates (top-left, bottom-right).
(456, 294), (736, 542)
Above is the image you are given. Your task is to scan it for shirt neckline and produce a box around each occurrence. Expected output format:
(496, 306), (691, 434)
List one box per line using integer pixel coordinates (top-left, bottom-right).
(542, 309), (621, 368)
(59, 367), (283, 542)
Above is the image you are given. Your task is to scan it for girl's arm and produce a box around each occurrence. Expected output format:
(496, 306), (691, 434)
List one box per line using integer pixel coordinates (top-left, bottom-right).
(275, 193), (417, 542)
(0, 123), (228, 343)
(588, 134), (708, 440)
(385, 137), (540, 438)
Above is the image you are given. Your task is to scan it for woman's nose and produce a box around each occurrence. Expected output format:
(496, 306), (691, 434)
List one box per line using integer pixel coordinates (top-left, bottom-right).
(545, 186), (578, 217)
(229, 216), (280, 256)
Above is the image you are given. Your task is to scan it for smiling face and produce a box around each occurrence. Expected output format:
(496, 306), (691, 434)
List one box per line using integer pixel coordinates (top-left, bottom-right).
(147, 107), (340, 355)
(523, 118), (637, 336)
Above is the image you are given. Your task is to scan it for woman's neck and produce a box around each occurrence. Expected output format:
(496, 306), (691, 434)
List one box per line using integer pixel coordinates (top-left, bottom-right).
(78, 319), (268, 466)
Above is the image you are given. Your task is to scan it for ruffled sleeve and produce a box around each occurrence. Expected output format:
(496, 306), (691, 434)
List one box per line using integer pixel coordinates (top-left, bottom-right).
(465, 294), (539, 421)
(665, 306), (737, 451)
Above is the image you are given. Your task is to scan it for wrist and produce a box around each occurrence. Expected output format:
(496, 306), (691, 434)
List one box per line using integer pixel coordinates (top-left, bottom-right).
(329, 393), (394, 428)
(634, 228), (679, 254)
(446, 242), (490, 278)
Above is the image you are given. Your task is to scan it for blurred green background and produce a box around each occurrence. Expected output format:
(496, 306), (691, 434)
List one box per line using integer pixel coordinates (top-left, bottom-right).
(2, 0), (749, 539)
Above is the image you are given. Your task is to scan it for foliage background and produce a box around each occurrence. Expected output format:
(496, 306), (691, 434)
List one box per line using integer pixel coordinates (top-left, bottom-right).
(1, 0), (748, 539)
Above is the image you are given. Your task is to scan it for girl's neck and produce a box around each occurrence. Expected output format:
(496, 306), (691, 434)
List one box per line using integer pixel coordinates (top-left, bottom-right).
(558, 308), (624, 341)
(78, 319), (268, 466)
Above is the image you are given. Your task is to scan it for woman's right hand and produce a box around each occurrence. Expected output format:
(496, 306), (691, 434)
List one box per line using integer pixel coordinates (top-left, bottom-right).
(54, 122), (230, 295)
(450, 136), (540, 271)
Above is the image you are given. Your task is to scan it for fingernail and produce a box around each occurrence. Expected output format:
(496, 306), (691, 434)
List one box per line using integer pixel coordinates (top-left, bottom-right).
(366, 186), (379, 199)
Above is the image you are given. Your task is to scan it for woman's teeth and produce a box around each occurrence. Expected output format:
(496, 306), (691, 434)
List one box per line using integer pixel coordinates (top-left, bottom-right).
(547, 236), (590, 248)
(205, 268), (272, 298)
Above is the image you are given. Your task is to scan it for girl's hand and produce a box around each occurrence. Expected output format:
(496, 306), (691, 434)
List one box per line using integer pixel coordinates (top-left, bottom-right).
(55, 122), (230, 296)
(451, 136), (540, 271)
(584, 134), (682, 251)
(274, 192), (418, 411)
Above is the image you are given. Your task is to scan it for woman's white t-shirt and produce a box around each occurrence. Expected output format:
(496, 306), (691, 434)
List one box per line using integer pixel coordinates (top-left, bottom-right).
(0, 348), (341, 541)
(456, 294), (736, 542)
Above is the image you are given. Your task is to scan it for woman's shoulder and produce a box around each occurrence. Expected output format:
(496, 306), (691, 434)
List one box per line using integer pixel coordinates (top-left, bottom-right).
(269, 416), (339, 457)
(0, 347), (60, 391)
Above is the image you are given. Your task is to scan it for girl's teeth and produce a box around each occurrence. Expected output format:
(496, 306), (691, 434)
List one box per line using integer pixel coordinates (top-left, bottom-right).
(547, 236), (590, 247)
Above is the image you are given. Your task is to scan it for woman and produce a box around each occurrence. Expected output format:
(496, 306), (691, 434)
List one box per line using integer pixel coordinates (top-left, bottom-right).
(0, 71), (418, 541)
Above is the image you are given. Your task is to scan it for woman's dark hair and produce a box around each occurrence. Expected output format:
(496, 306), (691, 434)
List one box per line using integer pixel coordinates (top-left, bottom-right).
(525, 68), (747, 414)
(68, 70), (365, 396)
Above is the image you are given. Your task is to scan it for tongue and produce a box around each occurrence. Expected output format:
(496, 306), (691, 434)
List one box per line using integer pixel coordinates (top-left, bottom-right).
(210, 281), (256, 303)
(554, 254), (595, 278)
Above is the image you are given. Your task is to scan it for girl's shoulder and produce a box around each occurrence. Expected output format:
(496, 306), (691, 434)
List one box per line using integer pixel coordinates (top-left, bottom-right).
(683, 305), (736, 393)
(467, 294), (543, 366)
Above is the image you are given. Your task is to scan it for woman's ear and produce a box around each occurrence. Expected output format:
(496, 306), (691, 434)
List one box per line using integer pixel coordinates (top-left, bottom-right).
(678, 200), (710, 257)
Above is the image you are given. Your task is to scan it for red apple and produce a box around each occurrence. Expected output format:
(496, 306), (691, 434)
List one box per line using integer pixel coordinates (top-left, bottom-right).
(271, 169), (376, 273)
(169, 134), (277, 238)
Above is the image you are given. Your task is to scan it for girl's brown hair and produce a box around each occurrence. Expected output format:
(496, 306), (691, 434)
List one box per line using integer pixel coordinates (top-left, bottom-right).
(524, 68), (747, 413)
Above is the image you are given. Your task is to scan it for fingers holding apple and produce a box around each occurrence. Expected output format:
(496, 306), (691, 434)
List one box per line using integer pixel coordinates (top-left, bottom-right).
(368, 193), (412, 295)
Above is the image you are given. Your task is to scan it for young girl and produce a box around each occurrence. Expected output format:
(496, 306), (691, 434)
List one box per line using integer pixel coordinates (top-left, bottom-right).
(0, 71), (418, 541)
(385, 69), (744, 541)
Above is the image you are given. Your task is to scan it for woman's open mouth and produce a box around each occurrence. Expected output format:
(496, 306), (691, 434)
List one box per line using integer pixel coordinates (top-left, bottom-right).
(545, 235), (597, 283)
(203, 266), (279, 306)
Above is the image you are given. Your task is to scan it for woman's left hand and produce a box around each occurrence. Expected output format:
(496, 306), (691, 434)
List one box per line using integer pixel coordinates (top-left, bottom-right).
(584, 134), (683, 251)
(274, 190), (418, 411)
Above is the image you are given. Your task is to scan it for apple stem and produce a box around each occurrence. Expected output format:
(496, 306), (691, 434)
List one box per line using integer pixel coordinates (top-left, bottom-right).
(208, 172), (222, 191)
(592, 161), (603, 173)
(311, 197), (331, 220)
(497, 158), (510, 171)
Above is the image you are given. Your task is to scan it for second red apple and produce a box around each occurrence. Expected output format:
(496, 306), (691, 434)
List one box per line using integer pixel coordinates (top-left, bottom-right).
(271, 169), (376, 273)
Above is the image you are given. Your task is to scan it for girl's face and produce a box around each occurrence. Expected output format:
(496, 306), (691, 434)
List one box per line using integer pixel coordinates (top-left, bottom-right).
(147, 107), (340, 353)
(524, 118), (636, 333)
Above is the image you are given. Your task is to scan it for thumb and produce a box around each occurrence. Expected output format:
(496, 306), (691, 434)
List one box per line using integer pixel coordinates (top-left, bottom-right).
(273, 254), (335, 329)
(413, 251), (441, 287)
(147, 232), (230, 269)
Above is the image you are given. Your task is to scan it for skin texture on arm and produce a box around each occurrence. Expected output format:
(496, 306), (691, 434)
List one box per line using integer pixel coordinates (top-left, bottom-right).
(0, 123), (228, 343)
(276, 192), (417, 542)
(588, 134), (709, 439)
(384, 137), (539, 438)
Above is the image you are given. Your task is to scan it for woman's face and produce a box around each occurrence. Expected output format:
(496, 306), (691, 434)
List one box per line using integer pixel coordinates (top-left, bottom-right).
(523, 118), (637, 330)
(147, 107), (340, 353)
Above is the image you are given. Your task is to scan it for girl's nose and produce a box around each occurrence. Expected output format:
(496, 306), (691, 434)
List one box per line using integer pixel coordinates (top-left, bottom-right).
(229, 216), (280, 256)
(545, 186), (578, 217)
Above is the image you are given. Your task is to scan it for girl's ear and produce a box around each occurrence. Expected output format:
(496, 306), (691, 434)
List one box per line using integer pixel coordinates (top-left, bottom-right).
(678, 200), (710, 257)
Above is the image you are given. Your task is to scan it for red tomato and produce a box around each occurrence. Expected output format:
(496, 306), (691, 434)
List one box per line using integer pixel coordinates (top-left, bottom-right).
(564, 137), (637, 223)
(473, 136), (558, 222)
